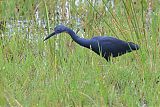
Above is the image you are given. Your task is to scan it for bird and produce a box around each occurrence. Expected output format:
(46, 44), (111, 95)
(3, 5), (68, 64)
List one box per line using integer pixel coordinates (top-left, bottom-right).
(44, 25), (139, 61)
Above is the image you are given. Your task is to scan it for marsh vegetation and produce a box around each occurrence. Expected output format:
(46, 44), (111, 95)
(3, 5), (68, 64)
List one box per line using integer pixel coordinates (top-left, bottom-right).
(0, 0), (160, 106)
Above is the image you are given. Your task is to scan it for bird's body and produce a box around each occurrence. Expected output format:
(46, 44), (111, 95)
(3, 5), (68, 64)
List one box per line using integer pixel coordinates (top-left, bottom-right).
(44, 25), (139, 61)
(89, 36), (134, 61)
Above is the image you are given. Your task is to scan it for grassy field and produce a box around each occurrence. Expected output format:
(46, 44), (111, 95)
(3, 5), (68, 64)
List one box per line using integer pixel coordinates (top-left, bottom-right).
(0, 0), (160, 106)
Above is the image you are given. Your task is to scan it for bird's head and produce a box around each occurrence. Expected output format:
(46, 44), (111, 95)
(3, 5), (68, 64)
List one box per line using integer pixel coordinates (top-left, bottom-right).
(128, 42), (140, 50)
(44, 25), (67, 41)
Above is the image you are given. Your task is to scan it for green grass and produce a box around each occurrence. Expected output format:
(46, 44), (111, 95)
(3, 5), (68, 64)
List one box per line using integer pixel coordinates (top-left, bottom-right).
(0, 0), (160, 106)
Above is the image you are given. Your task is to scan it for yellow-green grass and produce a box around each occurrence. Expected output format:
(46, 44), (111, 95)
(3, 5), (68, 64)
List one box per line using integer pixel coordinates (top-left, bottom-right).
(0, 0), (160, 106)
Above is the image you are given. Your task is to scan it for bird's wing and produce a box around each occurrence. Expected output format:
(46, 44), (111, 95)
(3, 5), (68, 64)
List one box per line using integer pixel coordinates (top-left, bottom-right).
(91, 36), (118, 41)
(91, 36), (102, 40)
(91, 36), (128, 50)
(97, 36), (128, 54)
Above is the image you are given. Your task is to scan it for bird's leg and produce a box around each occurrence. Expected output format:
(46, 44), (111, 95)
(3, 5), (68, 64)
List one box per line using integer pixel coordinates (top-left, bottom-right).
(106, 57), (111, 62)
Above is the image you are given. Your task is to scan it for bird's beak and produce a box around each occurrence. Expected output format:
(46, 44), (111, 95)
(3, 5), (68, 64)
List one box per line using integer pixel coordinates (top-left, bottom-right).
(44, 31), (57, 41)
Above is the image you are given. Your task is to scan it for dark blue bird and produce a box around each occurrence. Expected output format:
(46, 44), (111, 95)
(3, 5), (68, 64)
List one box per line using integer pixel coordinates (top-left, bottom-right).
(44, 25), (139, 61)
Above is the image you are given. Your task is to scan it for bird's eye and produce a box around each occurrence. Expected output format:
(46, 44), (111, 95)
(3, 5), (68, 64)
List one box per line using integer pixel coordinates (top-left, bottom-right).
(56, 30), (60, 32)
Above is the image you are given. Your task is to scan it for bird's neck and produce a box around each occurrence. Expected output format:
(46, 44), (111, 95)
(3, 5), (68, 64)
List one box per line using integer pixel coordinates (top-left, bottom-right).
(66, 28), (91, 48)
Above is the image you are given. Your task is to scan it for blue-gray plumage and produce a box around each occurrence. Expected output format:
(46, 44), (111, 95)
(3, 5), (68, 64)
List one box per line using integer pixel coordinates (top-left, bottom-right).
(44, 25), (139, 61)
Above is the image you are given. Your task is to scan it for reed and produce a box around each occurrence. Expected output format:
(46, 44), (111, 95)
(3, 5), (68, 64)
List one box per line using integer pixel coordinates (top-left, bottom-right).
(0, 0), (160, 106)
